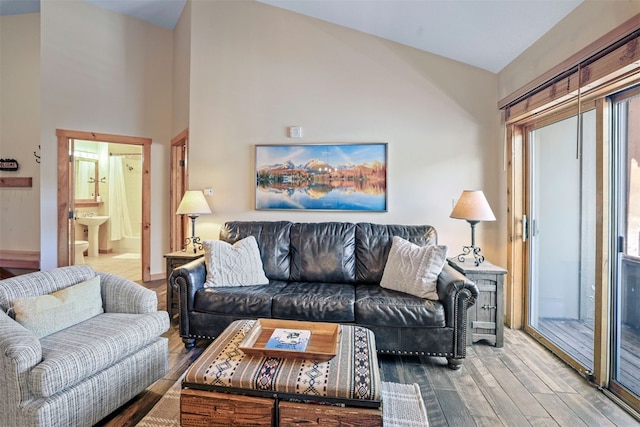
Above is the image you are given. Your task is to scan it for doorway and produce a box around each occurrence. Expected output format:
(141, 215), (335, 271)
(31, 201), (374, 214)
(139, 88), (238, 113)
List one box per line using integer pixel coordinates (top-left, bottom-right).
(170, 129), (189, 252)
(57, 129), (152, 281)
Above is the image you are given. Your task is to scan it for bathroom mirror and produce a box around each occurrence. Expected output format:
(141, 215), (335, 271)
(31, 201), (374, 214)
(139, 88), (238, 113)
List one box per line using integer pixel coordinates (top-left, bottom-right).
(75, 157), (99, 205)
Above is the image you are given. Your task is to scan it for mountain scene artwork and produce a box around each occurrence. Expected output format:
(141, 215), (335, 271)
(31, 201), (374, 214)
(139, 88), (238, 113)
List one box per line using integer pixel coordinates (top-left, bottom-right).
(255, 143), (387, 211)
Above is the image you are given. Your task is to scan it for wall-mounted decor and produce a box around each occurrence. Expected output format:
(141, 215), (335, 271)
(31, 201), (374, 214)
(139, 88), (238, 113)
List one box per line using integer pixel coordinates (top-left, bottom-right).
(0, 158), (19, 171)
(255, 143), (387, 211)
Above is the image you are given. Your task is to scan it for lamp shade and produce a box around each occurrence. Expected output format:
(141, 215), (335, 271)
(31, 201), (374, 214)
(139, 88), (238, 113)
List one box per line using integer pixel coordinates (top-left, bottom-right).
(176, 190), (211, 215)
(450, 190), (495, 222)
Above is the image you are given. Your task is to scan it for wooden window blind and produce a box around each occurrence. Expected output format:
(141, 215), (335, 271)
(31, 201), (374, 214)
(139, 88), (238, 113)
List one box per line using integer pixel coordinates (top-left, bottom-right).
(499, 13), (640, 123)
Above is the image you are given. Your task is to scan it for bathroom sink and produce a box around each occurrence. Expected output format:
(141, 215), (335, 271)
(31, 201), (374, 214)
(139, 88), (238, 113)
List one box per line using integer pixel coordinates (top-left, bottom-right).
(76, 216), (109, 227)
(76, 216), (109, 257)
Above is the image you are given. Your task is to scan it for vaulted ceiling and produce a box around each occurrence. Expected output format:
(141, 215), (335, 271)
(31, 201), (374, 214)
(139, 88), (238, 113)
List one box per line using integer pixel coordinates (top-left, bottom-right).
(0, 0), (583, 73)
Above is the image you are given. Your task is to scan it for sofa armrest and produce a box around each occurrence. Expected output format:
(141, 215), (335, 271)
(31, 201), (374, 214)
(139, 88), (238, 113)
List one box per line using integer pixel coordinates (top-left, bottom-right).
(170, 257), (206, 338)
(170, 257), (206, 312)
(98, 272), (158, 314)
(436, 263), (479, 328)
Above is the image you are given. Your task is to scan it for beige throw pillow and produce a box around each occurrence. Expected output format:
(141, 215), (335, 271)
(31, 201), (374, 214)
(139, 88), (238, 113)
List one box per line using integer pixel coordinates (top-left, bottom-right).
(203, 236), (269, 287)
(380, 236), (447, 300)
(13, 276), (104, 338)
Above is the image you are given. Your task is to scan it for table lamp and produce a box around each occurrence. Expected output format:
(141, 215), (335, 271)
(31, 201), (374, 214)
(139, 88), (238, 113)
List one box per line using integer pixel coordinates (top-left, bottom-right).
(450, 190), (495, 266)
(176, 190), (211, 253)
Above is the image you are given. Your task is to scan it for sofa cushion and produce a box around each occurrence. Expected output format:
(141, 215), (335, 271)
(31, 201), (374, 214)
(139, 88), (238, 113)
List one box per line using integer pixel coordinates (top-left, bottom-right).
(31, 311), (168, 398)
(203, 236), (269, 287)
(193, 281), (288, 317)
(272, 282), (355, 322)
(379, 236), (447, 300)
(354, 285), (445, 328)
(12, 276), (103, 338)
(221, 221), (292, 281)
(290, 222), (356, 283)
(355, 223), (438, 284)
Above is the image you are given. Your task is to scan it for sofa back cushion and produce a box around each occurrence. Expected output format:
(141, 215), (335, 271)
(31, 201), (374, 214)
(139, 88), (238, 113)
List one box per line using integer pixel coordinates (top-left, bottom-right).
(221, 221), (292, 281)
(290, 222), (356, 283)
(355, 223), (437, 284)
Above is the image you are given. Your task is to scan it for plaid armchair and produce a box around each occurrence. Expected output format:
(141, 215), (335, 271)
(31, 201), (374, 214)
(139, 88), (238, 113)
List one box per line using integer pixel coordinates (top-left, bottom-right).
(0, 265), (169, 427)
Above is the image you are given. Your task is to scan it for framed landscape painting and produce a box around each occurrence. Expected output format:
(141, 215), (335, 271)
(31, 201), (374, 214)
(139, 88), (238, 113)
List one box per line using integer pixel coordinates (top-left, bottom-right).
(255, 143), (387, 211)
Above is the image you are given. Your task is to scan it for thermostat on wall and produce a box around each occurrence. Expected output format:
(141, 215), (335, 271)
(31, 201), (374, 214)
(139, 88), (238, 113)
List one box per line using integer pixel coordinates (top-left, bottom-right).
(288, 126), (302, 138)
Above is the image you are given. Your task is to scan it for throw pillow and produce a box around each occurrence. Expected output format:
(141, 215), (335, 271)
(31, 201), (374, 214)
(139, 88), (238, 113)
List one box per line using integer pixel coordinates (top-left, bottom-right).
(380, 236), (447, 300)
(203, 236), (269, 287)
(12, 276), (104, 338)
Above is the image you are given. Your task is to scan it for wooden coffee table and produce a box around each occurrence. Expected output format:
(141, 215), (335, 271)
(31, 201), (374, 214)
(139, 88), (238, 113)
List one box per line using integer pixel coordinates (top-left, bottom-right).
(180, 319), (382, 426)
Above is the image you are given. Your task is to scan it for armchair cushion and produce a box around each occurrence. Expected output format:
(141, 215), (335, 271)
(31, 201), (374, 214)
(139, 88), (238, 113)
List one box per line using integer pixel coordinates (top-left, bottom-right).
(30, 311), (168, 398)
(380, 236), (447, 300)
(12, 276), (103, 338)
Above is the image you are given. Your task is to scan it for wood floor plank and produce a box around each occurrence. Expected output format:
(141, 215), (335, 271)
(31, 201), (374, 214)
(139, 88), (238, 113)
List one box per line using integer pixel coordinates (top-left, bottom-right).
(483, 356), (549, 417)
(481, 382), (532, 426)
(473, 415), (505, 427)
(467, 356), (501, 390)
(500, 352), (554, 394)
(508, 335), (579, 394)
(557, 392), (618, 426)
(527, 415), (561, 426)
(533, 392), (588, 427)
(450, 364), (499, 418)
(434, 389), (476, 426)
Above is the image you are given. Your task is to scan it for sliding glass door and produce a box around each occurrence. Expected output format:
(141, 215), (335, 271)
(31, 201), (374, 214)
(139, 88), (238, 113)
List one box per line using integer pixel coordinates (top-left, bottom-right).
(526, 109), (597, 373)
(611, 88), (640, 406)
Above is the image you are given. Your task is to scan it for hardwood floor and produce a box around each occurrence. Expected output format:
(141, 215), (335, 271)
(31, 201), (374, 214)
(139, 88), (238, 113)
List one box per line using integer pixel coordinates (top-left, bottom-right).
(98, 279), (639, 426)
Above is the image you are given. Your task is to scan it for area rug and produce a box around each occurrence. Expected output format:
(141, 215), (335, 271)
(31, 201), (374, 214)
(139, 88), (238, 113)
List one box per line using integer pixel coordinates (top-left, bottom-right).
(137, 377), (429, 426)
(112, 253), (140, 259)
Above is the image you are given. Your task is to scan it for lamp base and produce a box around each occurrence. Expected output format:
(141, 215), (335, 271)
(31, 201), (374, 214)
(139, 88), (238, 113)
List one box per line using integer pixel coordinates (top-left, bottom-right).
(181, 214), (202, 254)
(455, 245), (485, 267)
(182, 236), (203, 254)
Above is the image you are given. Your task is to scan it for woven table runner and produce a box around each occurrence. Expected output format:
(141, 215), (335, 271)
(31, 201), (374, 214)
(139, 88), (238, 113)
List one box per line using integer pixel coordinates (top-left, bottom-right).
(184, 319), (381, 404)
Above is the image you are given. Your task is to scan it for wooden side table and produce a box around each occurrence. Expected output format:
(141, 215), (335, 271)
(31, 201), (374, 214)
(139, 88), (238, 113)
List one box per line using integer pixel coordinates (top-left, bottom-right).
(447, 258), (507, 347)
(164, 250), (204, 317)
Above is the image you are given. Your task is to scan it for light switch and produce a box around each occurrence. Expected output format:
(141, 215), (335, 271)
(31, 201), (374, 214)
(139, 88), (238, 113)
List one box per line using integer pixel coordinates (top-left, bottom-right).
(203, 188), (213, 196)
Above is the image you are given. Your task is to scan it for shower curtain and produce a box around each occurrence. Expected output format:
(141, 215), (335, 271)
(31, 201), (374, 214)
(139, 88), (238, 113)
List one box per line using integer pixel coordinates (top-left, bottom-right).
(109, 157), (133, 240)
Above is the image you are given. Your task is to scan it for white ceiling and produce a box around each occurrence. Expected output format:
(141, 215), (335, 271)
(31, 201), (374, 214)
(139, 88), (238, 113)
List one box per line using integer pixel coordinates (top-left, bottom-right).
(0, 0), (584, 73)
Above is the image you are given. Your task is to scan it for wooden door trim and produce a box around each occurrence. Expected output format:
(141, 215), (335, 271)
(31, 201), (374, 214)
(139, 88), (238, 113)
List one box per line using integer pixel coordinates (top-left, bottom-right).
(170, 129), (189, 252)
(56, 129), (152, 281)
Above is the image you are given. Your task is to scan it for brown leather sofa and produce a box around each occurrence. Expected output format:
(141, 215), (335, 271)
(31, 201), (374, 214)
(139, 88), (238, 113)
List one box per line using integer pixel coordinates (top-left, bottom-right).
(170, 221), (478, 369)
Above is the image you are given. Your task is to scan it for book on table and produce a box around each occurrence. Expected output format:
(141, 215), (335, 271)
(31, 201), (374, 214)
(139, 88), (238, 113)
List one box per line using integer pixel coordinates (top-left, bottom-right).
(265, 328), (311, 351)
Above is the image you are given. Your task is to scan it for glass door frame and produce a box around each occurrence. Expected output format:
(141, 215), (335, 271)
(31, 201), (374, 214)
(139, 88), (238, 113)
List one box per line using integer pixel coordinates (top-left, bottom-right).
(608, 86), (640, 410)
(520, 103), (599, 378)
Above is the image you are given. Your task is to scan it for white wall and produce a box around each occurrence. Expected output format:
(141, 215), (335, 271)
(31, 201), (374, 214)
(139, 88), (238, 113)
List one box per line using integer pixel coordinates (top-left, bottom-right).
(0, 14), (40, 251)
(39, 1), (173, 273)
(188, 1), (504, 264)
(498, 0), (640, 100)
(172, 0), (191, 135)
